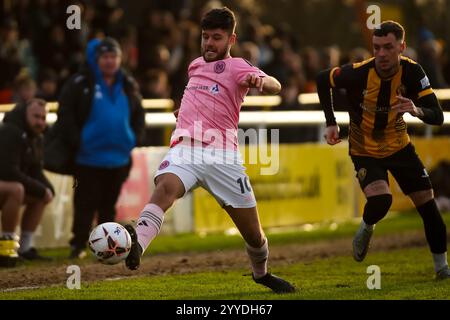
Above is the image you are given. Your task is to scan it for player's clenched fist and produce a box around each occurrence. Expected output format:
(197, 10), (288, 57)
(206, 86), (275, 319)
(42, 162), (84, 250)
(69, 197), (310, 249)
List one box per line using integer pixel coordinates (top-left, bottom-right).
(324, 125), (342, 145)
(240, 74), (265, 92)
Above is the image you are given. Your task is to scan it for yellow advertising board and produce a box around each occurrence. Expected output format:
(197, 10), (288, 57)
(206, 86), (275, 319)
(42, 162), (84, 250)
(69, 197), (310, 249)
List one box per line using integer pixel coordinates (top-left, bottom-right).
(387, 137), (450, 211)
(193, 143), (356, 233)
(16, 137), (449, 247)
(194, 137), (450, 233)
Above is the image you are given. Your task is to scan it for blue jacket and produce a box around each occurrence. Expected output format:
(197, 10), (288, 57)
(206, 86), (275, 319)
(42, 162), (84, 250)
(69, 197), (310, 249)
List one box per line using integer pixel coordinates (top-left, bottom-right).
(75, 39), (138, 168)
(45, 39), (145, 174)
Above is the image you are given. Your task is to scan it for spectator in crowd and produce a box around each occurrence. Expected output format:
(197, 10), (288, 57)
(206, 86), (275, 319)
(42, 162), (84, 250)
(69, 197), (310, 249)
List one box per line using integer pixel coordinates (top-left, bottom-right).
(0, 18), (37, 79)
(51, 37), (145, 259)
(0, 98), (54, 261)
(118, 26), (139, 73)
(38, 25), (72, 83)
(240, 41), (261, 67)
(273, 74), (317, 143)
(0, 20), (24, 103)
(141, 68), (171, 99)
(348, 47), (371, 63)
(429, 161), (450, 212)
(302, 46), (321, 92)
(0, 0), (448, 147)
(417, 20), (448, 88)
(36, 69), (59, 101)
(12, 75), (37, 104)
(402, 47), (418, 61)
(140, 68), (170, 146)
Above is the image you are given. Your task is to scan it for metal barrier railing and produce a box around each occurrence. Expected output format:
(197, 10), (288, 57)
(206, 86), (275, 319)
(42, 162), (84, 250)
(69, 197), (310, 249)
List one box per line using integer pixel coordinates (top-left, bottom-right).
(1, 90), (449, 129)
(1, 89), (449, 113)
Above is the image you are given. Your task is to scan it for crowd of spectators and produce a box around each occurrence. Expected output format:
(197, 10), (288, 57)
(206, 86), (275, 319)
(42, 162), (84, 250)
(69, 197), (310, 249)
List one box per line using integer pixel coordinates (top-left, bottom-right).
(1, 0), (449, 143)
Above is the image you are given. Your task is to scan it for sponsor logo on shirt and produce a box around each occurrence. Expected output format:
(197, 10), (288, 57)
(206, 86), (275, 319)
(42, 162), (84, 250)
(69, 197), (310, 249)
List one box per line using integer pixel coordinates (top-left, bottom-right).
(186, 84), (220, 95)
(420, 76), (430, 89)
(360, 103), (390, 113)
(210, 84), (219, 94)
(358, 168), (367, 182)
(186, 85), (209, 91)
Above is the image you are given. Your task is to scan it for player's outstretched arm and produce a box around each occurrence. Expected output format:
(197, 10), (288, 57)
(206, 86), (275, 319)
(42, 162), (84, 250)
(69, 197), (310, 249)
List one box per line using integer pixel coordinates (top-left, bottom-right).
(239, 74), (281, 95)
(261, 75), (281, 95)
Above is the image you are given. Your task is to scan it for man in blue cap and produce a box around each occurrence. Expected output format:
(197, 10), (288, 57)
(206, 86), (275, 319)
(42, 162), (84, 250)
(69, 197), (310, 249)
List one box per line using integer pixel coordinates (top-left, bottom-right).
(53, 37), (145, 259)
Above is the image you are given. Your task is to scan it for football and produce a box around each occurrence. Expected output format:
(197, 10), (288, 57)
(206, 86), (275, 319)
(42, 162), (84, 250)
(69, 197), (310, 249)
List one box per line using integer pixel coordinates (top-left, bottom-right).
(88, 222), (132, 265)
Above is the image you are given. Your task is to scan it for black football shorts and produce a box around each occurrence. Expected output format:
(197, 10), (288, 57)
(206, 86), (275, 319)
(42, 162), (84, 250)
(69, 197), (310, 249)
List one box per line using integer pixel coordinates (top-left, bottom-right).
(351, 143), (432, 195)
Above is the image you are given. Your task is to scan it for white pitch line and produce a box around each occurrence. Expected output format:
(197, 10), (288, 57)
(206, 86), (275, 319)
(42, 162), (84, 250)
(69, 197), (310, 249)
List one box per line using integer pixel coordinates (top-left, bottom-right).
(104, 274), (141, 282)
(1, 286), (41, 292)
(105, 277), (126, 281)
(1, 272), (141, 293)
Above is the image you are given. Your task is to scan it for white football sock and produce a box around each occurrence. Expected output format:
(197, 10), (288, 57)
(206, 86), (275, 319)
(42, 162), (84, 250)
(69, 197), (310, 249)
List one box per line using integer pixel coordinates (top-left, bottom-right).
(361, 220), (375, 231)
(432, 252), (448, 272)
(246, 238), (269, 279)
(135, 203), (165, 253)
(18, 231), (34, 253)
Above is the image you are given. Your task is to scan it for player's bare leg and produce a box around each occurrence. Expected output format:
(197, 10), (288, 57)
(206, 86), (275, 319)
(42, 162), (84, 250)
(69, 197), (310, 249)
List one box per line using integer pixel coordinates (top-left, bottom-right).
(0, 182), (24, 237)
(17, 195), (52, 260)
(225, 205), (296, 293)
(353, 180), (392, 262)
(125, 173), (185, 270)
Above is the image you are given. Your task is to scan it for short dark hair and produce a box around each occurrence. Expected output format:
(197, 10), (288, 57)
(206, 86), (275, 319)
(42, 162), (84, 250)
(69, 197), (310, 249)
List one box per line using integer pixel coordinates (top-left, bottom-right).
(201, 7), (236, 35)
(27, 98), (47, 108)
(373, 20), (405, 41)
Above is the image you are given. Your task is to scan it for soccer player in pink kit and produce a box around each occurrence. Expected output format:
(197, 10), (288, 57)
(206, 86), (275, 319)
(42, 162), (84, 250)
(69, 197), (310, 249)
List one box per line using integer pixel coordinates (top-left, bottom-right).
(124, 7), (295, 293)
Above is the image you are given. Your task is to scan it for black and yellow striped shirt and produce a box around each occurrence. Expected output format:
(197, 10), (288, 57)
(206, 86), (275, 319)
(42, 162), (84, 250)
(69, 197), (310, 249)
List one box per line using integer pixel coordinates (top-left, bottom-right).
(317, 56), (441, 158)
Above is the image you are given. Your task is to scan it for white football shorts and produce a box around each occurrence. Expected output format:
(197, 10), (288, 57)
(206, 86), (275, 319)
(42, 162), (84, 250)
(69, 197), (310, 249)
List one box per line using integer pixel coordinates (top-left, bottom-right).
(155, 144), (257, 208)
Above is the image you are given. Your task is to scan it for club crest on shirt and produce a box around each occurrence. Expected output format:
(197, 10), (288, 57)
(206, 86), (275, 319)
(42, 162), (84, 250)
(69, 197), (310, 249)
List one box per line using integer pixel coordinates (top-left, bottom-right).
(420, 76), (430, 89)
(358, 168), (367, 182)
(159, 160), (170, 170)
(214, 61), (226, 74)
(396, 84), (407, 96)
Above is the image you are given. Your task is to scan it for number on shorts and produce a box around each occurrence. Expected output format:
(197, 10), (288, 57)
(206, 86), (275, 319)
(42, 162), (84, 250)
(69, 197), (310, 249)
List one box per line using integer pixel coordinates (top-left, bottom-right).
(237, 177), (251, 194)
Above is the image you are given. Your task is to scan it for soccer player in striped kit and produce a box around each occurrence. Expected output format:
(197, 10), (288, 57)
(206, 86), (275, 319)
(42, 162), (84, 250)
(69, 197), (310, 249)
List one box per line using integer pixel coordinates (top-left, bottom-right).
(316, 21), (449, 280)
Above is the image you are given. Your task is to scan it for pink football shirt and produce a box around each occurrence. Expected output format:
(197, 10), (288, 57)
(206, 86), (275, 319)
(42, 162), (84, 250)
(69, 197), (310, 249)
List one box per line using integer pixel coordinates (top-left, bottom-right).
(171, 56), (267, 150)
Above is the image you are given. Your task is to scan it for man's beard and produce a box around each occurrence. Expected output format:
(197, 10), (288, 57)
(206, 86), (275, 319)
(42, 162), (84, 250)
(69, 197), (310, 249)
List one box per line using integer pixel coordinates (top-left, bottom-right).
(26, 125), (44, 137)
(202, 47), (228, 62)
